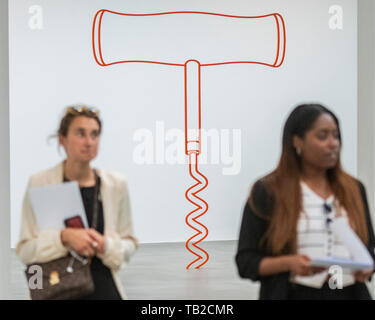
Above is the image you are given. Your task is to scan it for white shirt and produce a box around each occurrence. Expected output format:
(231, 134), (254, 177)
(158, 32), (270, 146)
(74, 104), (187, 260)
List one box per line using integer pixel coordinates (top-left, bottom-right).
(291, 182), (355, 288)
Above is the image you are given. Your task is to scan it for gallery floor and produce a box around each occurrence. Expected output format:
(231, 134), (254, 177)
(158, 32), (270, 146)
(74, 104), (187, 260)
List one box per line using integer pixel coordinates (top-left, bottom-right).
(10, 240), (259, 300)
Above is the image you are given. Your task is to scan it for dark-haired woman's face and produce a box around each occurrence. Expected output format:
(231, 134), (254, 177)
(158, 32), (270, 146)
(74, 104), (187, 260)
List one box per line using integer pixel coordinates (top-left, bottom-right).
(294, 113), (341, 170)
(59, 116), (100, 163)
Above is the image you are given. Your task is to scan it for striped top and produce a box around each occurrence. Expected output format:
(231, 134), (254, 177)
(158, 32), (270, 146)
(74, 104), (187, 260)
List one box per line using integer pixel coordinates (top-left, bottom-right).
(291, 182), (355, 288)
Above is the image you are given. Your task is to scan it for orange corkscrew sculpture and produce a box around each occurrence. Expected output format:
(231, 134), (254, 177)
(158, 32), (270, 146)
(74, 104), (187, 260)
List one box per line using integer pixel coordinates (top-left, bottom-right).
(184, 60), (209, 268)
(92, 10), (286, 269)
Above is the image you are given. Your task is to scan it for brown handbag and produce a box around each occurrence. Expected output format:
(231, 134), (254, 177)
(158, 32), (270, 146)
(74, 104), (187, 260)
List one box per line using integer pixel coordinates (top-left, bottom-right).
(25, 169), (100, 300)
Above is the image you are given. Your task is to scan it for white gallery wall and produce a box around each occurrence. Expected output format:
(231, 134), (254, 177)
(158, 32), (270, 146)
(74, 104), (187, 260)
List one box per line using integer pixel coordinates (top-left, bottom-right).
(9, 0), (357, 247)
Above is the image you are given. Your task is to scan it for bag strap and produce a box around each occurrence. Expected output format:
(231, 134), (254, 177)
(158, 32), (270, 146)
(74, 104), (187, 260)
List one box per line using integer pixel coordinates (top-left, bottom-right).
(91, 169), (100, 231)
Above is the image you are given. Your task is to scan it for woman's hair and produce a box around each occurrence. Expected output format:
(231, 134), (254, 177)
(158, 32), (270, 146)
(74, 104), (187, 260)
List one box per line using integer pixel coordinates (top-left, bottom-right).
(249, 103), (368, 255)
(57, 105), (102, 137)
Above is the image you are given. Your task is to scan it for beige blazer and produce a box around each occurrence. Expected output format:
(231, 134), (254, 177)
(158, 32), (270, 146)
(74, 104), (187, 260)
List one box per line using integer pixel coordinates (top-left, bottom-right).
(16, 161), (137, 300)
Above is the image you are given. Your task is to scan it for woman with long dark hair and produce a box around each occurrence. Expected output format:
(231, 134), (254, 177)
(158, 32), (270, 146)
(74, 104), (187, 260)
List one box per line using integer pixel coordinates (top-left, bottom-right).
(236, 104), (375, 300)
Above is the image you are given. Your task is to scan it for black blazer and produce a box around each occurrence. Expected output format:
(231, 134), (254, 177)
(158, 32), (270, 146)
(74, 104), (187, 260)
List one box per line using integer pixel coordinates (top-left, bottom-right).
(235, 179), (375, 300)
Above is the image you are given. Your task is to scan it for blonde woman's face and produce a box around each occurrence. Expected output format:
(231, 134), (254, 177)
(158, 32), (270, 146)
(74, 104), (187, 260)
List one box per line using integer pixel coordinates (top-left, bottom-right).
(59, 116), (100, 163)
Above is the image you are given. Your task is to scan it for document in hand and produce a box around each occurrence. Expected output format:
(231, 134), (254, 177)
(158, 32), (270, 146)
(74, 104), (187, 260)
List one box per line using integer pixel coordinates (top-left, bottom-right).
(309, 257), (373, 270)
(309, 217), (374, 270)
(28, 181), (88, 231)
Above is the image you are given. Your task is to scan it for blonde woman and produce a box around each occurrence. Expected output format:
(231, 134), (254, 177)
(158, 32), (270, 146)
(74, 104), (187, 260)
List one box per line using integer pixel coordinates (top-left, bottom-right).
(16, 106), (138, 300)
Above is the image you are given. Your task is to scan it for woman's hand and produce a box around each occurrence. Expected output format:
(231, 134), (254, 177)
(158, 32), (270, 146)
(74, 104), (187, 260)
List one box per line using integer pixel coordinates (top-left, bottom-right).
(87, 228), (106, 255)
(60, 228), (97, 257)
(353, 269), (374, 282)
(286, 254), (326, 276)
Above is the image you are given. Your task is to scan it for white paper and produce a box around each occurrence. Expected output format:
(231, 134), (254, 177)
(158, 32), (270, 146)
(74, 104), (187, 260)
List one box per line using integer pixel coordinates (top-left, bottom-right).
(310, 257), (373, 270)
(331, 217), (373, 265)
(310, 217), (374, 270)
(29, 181), (88, 231)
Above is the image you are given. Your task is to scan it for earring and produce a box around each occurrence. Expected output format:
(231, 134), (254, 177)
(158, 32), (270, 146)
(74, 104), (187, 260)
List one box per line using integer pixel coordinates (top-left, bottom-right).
(296, 147), (301, 156)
